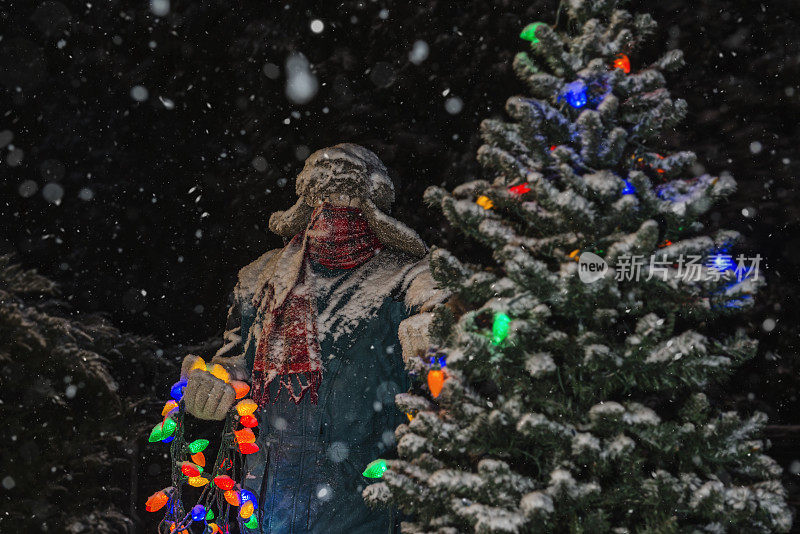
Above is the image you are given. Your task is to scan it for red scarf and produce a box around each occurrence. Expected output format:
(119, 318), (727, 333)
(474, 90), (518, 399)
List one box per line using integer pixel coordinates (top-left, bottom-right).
(250, 204), (382, 406)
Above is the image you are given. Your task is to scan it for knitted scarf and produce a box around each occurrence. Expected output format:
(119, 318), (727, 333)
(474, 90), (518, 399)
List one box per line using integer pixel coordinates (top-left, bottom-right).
(250, 204), (382, 406)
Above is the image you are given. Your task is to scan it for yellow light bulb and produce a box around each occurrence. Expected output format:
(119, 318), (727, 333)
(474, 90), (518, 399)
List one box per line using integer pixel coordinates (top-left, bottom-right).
(476, 195), (494, 210)
(161, 400), (178, 416)
(187, 476), (209, 487)
(236, 399), (258, 416)
(240, 500), (254, 519)
(208, 364), (230, 383)
(189, 357), (207, 372)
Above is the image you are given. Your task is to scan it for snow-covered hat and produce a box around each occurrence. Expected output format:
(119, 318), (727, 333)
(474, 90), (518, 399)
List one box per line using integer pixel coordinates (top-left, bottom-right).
(268, 143), (427, 257)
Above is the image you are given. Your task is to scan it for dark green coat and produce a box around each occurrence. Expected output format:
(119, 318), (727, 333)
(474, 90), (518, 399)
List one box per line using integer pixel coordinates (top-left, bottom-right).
(212, 249), (445, 533)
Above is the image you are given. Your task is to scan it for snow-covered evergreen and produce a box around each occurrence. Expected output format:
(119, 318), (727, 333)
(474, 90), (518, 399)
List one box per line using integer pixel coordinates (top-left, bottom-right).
(363, 1), (791, 532)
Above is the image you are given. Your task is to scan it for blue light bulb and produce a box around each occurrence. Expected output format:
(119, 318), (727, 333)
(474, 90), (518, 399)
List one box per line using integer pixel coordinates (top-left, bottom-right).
(709, 253), (734, 272)
(240, 489), (258, 508)
(191, 504), (206, 522)
(170, 379), (188, 402)
(560, 80), (588, 109)
(621, 180), (636, 195)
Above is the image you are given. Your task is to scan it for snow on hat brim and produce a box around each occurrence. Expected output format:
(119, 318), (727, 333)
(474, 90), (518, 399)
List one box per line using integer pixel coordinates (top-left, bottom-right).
(296, 143), (394, 212)
(268, 144), (427, 258)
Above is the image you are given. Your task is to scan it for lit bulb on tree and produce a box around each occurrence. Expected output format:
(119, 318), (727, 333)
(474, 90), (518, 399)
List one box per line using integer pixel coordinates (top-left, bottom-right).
(559, 80), (588, 109)
(508, 183), (531, 195)
(491, 313), (511, 345)
(519, 22), (544, 44)
(362, 459), (388, 478)
(621, 179), (636, 195)
(476, 195), (494, 210)
(426, 352), (447, 399)
(613, 53), (631, 74)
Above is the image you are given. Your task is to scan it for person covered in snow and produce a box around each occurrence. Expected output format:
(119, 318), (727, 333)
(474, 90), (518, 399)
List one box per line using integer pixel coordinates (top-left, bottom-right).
(179, 143), (447, 533)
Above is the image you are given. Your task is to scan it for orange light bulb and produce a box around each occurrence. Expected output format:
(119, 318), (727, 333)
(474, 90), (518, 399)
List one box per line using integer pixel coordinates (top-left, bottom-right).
(191, 452), (205, 467)
(234, 428), (256, 444)
(476, 195), (493, 210)
(230, 380), (250, 399)
(145, 490), (169, 512)
(427, 369), (445, 398)
(613, 53), (631, 74)
(224, 489), (241, 506)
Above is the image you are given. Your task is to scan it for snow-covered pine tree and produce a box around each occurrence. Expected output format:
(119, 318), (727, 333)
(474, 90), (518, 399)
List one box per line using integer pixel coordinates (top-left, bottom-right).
(363, 1), (791, 533)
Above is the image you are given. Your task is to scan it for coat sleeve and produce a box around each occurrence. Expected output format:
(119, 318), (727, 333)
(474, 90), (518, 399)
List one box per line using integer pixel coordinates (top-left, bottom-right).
(397, 258), (451, 369)
(400, 257), (450, 312)
(209, 288), (251, 383)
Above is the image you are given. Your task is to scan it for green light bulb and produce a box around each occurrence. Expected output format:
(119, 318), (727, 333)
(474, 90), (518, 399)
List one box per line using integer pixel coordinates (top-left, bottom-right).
(520, 22), (543, 44)
(188, 439), (209, 454)
(205, 509), (215, 521)
(244, 515), (258, 529)
(362, 459), (388, 479)
(161, 417), (177, 438)
(148, 423), (164, 443)
(491, 313), (511, 345)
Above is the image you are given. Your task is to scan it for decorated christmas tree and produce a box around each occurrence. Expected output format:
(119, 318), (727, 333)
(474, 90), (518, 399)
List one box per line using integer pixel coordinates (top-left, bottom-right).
(363, 1), (792, 533)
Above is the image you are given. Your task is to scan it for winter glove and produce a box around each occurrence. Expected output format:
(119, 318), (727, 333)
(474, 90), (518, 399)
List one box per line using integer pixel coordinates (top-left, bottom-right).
(180, 354), (240, 420)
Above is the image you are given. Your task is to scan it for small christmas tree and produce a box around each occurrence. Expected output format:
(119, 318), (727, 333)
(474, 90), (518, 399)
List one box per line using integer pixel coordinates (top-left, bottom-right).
(364, 1), (791, 533)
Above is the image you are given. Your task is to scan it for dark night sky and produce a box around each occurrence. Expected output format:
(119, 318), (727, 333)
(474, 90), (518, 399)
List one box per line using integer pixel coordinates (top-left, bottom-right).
(1, 0), (799, 413)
